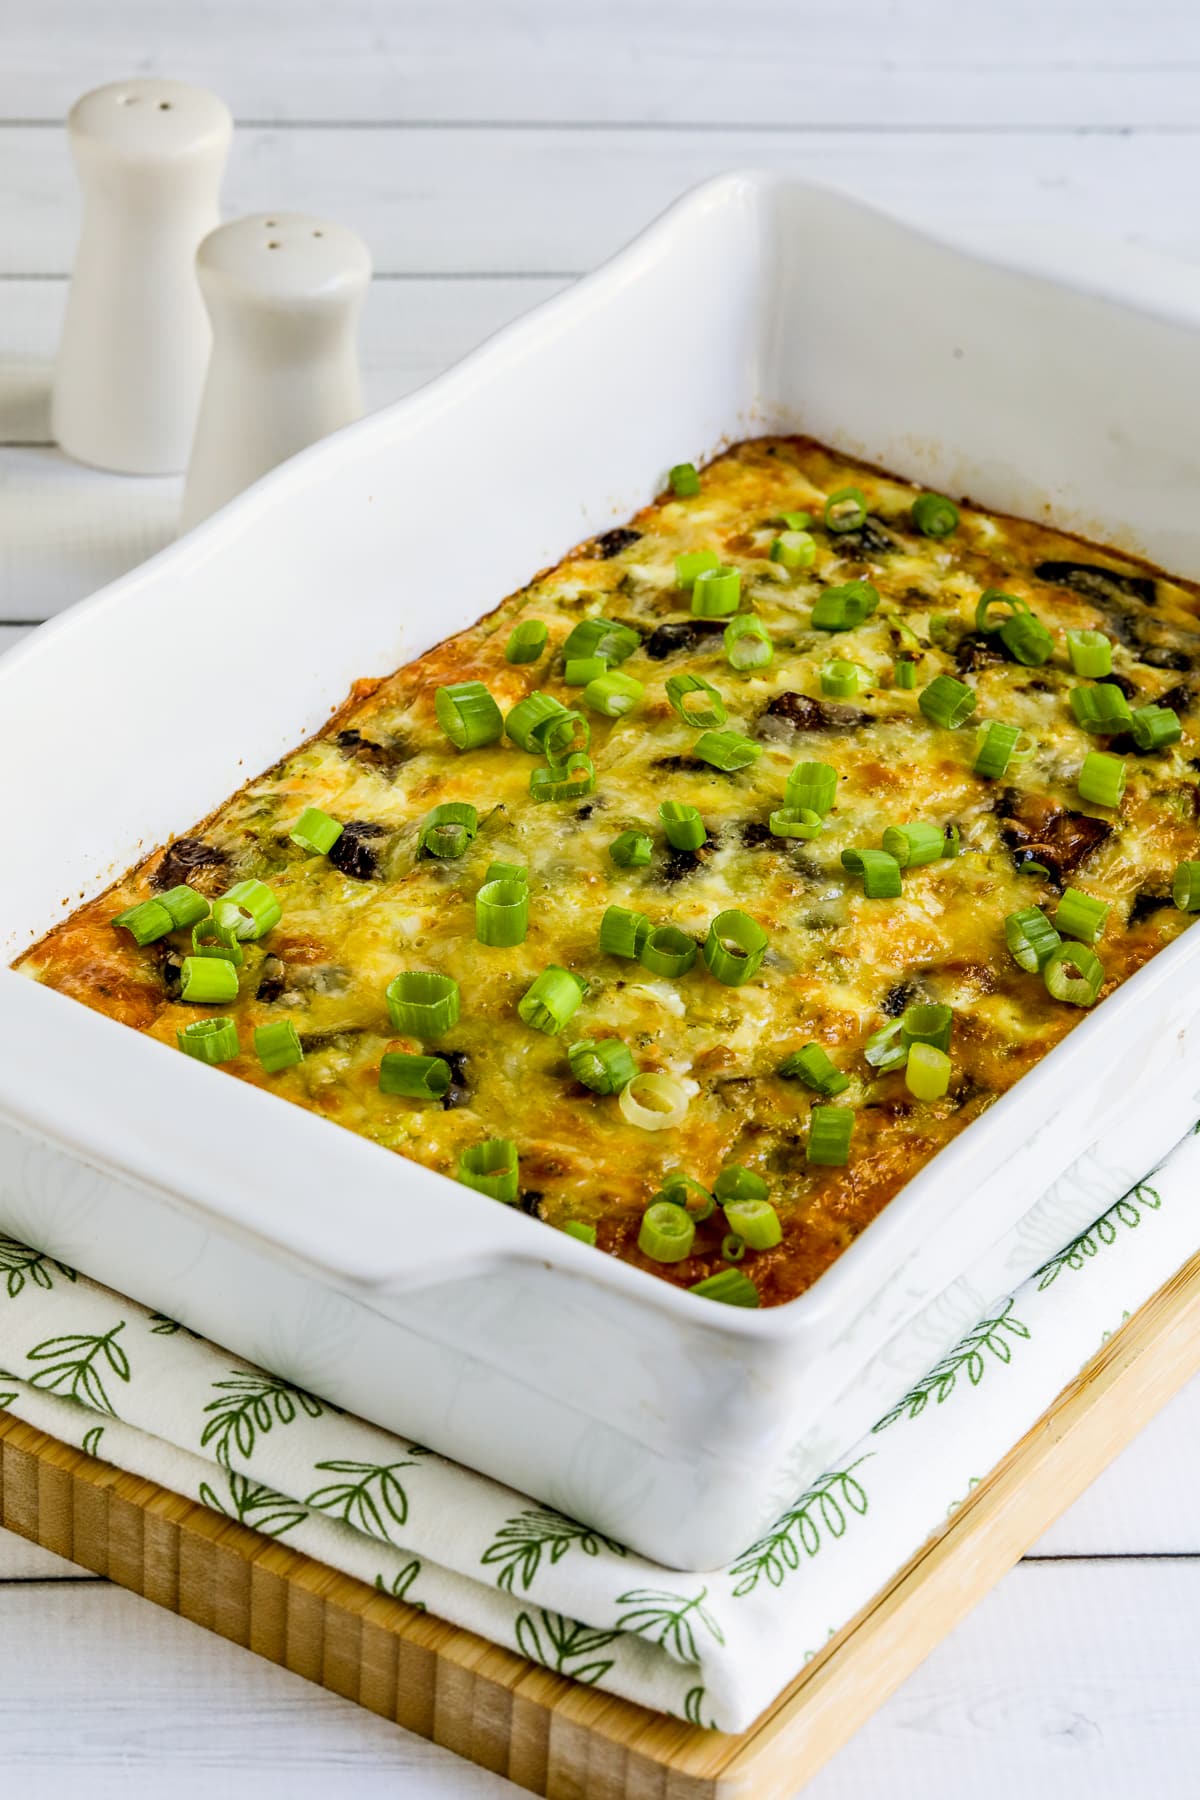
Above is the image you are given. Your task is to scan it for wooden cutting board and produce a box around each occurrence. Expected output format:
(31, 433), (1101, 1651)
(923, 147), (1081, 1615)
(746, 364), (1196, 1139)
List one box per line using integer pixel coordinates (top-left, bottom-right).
(4, 1247), (1200, 1799)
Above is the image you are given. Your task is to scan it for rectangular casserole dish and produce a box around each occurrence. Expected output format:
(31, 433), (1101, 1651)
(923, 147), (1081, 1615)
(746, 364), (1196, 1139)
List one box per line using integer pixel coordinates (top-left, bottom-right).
(4, 173), (1200, 1570)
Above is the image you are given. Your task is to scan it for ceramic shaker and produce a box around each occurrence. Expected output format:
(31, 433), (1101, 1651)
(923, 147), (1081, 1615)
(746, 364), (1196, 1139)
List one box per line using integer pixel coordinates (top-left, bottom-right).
(52, 79), (232, 475)
(180, 213), (372, 530)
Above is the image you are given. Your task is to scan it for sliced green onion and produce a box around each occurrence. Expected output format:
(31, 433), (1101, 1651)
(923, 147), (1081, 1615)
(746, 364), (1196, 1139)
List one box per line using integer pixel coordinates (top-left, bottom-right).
(1131, 705), (1182, 752)
(807, 1105), (855, 1166)
(1078, 750), (1126, 808)
(943, 824), (961, 858)
(584, 670), (644, 717)
(608, 828), (653, 868)
(1005, 906), (1062, 972)
(689, 1268), (760, 1306)
(419, 800), (478, 858)
(787, 761), (838, 814)
(529, 753), (596, 803)
(191, 915), (243, 965)
(712, 1164), (769, 1202)
(640, 924), (697, 978)
(928, 613), (955, 650)
(920, 674), (976, 729)
(216, 879), (281, 940)
(1001, 611), (1054, 666)
(386, 970), (460, 1037)
(565, 655), (608, 687)
(562, 1220), (597, 1246)
(505, 619), (548, 664)
(600, 905), (652, 958)
(669, 462), (701, 497)
(721, 1233), (746, 1263)
(675, 548), (720, 588)
(568, 1036), (637, 1094)
(779, 1043), (849, 1096)
(770, 530), (816, 571)
(693, 729), (761, 772)
(1043, 942), (1104, 1006)
(906, 1042), (951, 1100)
(1066, 629), (1112, 678)
(824, 486), (867, 533)
(518, 966), (587, 1034)
(561, 616), (640, 666)
(881, 822), (945, 868)
(1070, 683), (1133, 734)
(618, 1071), (688, 1130)
(156, 886), (211, 930)
(506, 690), (567, 752)
(724, 614), (774, 670)
(655, 1171), (714, 1218)
(458, 1138), (519, 1204)
(486, 860), (528, 885)
(703, 909), (768, 985)
(781, 510), (812, 531)
(379, 1050), (451, 1099)
(912, 493), (959, 538)
(542, 710), (590, 764)
(691, 566), (741, 617)
(659, 801), (707, 850)
(769, 807), (823, 839)
(821, 660), (862, 697)
(973, 720), (1025, 780)
(811, 580), (879, 631)
(638, 1201), (695, 1263)
(476, 878), (529, 946)
(976, 590), (1030, 633)
(179, 955), (239, 1003)
(841, 847), (902, 899)
(254, 1020), (303, 1074)
(176, 1017), (239, 1064)
(1172, 861), (1200, 911)
(722, 1198), (781, 1250)
(289, 806), (344, 856)
(901, 1003), (953, 1052)
(1055, 886), (1110, 945)
(865, 1019), (908, 1070)
(435, 681), (503, 750)
(665, 672), (727, 728)
(112, 898), (173, 946)
(894, 658), (917, 689)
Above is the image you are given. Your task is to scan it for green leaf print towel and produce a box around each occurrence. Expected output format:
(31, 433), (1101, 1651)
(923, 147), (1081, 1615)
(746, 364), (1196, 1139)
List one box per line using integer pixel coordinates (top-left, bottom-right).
(1, 1131), (1197, 1735)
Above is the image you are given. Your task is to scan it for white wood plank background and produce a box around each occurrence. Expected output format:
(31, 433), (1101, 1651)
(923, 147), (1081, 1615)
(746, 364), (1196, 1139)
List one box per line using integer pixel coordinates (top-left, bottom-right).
(3, 4), (1200, 1794)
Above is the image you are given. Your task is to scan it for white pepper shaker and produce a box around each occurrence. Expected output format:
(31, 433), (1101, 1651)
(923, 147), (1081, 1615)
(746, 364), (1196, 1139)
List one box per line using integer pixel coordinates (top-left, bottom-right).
(52, 79), (232, 475)
(180, 213), (372, 531)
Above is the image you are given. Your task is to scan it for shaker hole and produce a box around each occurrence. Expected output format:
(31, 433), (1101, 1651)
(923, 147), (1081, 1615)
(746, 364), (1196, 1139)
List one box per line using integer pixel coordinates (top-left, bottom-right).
(264, 219), (277, 227)
(312, 230), (324, 238)
(158, 101), (172, 110)
(267, 241), (281, 250)
(117, 94), (137, 106)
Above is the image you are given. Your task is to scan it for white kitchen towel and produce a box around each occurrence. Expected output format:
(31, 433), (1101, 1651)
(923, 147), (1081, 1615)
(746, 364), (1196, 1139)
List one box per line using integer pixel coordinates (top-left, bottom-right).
(1, 1127), (1197, 1735)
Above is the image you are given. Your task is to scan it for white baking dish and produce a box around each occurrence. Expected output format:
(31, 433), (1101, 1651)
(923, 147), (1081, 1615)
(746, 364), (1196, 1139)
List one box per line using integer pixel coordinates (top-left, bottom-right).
(4, 173), (1200, 1570)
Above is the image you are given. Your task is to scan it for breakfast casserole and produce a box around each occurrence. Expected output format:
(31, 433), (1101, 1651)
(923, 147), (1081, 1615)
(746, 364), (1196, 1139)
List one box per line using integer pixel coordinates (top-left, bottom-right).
(18, 437), (1200, 1308)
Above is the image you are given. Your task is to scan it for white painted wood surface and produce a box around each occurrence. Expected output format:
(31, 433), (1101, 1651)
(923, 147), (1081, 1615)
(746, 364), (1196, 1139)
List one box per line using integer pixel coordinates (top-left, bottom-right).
(2, 4), (1199, 1793)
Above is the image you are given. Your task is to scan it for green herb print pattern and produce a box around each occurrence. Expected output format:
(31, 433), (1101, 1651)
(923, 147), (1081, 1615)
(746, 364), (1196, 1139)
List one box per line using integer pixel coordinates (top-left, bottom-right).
(614, 1587), (725, 1662)
(25, 1323), (130, 1416)
(200, 1372), (324, 1467)
(0, 1236), (76, 1301)
(728, 1462), (870, 1598)
(1035, 1182), (1162, 1290)
(513, 1610), (621, 1686)
(481, 1506), (626, 1594)
(872, 1299), (1031, 1432)
(80, 1425), (105, 1460)
(304, 1459), (421, 1543)
(197, 1470), (308, 1538)
(683, 1685), (717, 1730)
(374, 1559), (424, 1608)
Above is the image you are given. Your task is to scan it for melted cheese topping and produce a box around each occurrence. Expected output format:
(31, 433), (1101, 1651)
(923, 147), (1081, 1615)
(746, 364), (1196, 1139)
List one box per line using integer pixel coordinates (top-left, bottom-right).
(19, 437), (1200, 1306)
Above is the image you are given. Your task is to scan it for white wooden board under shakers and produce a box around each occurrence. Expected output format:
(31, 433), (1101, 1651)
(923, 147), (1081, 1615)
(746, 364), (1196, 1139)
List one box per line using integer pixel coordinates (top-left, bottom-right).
(3, 2), (1200, 1796)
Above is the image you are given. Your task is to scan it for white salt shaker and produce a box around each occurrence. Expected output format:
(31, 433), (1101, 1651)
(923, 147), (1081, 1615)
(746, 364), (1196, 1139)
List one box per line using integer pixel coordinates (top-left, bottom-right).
(180, 213), (372, 531)
(52, 79), (232, 475)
